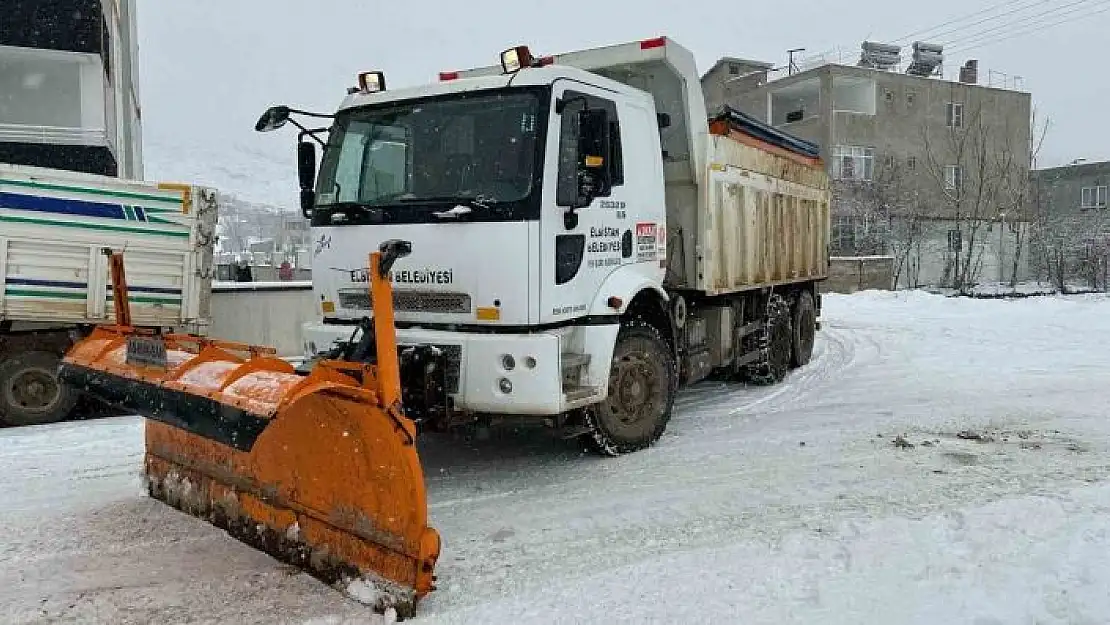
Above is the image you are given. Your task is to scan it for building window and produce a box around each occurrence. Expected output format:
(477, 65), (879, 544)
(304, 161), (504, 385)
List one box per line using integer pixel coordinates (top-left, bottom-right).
(1081, 185), (1108, 209)
(906, 91), (915, 105)
(832, 145), (874, 181)
(885, 154), (896, 168)
(945, 165), (963, 191)
(907, 155), (917, 170)
(831, 214), (890, 256)
(884, 89), (894, 103)
(832, 215), (855, 254)
(728, 63), (739, 75)
(946, 102), (964, 128)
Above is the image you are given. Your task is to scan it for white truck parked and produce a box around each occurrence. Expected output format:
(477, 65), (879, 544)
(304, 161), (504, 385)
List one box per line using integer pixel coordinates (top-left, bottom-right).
(261, 36), (830, 455)
(0, 164), (218, 425)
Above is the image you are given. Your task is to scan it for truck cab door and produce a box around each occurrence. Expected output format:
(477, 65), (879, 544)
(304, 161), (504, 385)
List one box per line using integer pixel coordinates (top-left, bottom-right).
(539, 83), (633, 324)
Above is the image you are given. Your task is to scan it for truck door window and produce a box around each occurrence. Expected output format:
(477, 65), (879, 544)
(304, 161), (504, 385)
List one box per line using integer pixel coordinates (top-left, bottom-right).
(556, 90), (624, 206)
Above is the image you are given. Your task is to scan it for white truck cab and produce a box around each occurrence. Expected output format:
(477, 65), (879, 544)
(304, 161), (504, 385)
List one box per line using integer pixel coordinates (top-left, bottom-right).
(269, 37), (831, 455)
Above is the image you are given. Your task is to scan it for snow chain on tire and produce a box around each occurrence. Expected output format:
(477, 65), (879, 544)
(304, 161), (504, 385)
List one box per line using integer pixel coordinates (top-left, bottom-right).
(741, 293), (793, 386)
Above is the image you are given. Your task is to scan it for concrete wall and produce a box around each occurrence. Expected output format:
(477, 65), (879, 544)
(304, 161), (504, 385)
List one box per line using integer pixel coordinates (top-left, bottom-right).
(823, 256), (894, 293)
(208, 282), (316, 358)
(216, 263), (312, 282)
(891, 218), (1033, 289)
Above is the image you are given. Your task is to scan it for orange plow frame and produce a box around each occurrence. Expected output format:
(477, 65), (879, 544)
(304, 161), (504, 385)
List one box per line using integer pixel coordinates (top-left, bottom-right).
(59, 243), (440, 616)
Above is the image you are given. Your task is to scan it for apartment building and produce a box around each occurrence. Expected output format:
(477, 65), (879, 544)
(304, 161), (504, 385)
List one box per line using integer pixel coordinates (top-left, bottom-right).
(703, 44), (1034, 288)
(1, 0), (142, 178)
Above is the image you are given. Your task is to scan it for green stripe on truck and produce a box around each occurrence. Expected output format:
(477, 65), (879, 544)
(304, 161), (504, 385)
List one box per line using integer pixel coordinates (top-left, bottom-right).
(1, 178), (185, 206)
(4, 288), (87, 300)
(0, 214), (190, 238)
(4, 288), (183, 306)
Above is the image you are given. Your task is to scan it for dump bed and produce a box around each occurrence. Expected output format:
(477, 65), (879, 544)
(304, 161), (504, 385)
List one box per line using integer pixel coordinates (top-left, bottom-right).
(693, 106), (830, 295)
(0, 164), (217, 333)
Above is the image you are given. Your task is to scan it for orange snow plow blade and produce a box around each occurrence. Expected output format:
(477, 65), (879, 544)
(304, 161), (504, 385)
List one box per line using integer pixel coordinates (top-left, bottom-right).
(57, 243), (440, 617)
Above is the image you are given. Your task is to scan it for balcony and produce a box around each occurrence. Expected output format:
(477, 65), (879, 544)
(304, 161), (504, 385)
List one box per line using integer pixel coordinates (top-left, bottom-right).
(0, 44), (112, 148)
(769, 77), (821, 126)
(831, 74), (876, 116)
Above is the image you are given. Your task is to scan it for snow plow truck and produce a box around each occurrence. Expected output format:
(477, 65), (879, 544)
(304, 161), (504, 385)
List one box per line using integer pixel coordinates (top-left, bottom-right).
(59, 36), (830, 616)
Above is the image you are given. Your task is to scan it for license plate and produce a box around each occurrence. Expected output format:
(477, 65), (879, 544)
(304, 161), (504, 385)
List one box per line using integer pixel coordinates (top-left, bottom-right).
(126, 335), (168, 368)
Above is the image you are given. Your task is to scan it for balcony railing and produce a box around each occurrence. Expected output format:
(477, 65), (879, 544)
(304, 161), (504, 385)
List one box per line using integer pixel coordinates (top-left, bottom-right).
(0, 123), (108, 146)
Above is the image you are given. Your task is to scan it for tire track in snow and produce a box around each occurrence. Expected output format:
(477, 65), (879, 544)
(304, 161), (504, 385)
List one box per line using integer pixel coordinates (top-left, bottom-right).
(671, 323), (876, 435)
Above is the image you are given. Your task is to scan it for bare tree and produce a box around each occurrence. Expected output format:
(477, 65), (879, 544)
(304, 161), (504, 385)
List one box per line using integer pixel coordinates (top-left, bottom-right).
(997, 109), (1048, 287)
(832, 158), (930, 288)
(921, 99), (1031, 293)
(1033, 193), (1110, 293)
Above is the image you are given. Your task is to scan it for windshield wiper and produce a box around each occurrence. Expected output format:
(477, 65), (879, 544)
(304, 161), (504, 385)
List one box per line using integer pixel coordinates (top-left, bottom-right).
(390, 195), (492, 220)
(394, 195), (491, 207)
(315, 202), (386, 223)
(431, 205), (474, 219)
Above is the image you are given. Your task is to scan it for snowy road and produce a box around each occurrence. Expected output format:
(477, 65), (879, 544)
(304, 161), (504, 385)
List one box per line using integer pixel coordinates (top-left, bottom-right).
(5, 291), (1110, 624)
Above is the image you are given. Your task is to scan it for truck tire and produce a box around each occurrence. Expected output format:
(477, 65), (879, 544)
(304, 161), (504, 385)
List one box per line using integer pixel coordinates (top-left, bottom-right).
(584, 319), (677, 456)
(0, 351), (79, 427)
(741, 293), (793, 386)
(791, 290), (817, 368)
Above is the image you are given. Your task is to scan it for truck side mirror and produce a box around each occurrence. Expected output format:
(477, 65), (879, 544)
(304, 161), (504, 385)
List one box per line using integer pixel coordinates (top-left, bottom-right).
(297, 141), (316, 219)
(575, 108), (612, 203)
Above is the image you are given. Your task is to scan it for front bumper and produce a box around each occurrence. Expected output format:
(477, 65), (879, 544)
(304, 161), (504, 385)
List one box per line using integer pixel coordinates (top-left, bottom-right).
(302, 321), (567, 415)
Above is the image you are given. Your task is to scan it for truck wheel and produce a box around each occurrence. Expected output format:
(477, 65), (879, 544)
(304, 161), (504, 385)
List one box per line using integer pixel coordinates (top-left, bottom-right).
(584, 320), (677, 456)
(0, 351), (79, 427)
(791, 290), (817, 368)
(741, 293), (793, 386)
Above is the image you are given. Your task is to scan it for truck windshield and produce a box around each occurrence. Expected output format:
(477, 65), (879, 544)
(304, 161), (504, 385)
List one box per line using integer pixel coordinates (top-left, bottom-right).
(314, 89), (543, 225)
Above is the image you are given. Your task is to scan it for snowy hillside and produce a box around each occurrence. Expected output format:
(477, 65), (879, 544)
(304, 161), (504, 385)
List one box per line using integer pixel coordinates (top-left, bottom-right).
(4, 290), (1110, 624)
(143, 127), (297, 212)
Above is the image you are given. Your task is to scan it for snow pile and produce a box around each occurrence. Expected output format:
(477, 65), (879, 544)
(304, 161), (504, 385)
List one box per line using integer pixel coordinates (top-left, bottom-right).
(925, 280), (1104, 298)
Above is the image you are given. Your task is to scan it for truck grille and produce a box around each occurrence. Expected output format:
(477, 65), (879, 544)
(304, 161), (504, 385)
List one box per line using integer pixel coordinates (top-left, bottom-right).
(337, 288), (472, 314)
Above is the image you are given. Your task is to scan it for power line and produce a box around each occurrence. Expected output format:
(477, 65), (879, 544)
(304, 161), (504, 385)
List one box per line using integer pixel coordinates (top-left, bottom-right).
(947, 1), (1110, 55)
(796, 0), (1043, 65)
(942, 0), (1105, 47)
(795, 0), (1105, 68)
(891, 0), (1049, 44)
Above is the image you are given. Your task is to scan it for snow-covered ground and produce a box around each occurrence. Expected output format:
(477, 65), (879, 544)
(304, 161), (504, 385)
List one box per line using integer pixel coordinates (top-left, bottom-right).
(5, 291), (1110, 624)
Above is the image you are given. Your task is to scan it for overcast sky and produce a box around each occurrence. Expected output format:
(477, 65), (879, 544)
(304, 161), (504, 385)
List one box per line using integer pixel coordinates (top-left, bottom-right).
(135, 0), (1108, 204)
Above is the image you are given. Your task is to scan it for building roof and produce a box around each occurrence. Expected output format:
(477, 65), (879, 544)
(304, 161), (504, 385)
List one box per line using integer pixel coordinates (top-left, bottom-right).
(1034, 159), (1105, 175)
(702, 56), (775, 81)
(1033, 160), (1110, 178)
(756, 61), (1029, 95)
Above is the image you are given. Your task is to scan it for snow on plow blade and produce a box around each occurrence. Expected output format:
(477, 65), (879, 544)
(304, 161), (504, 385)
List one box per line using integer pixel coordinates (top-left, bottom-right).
(57, 244), (439, 617)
